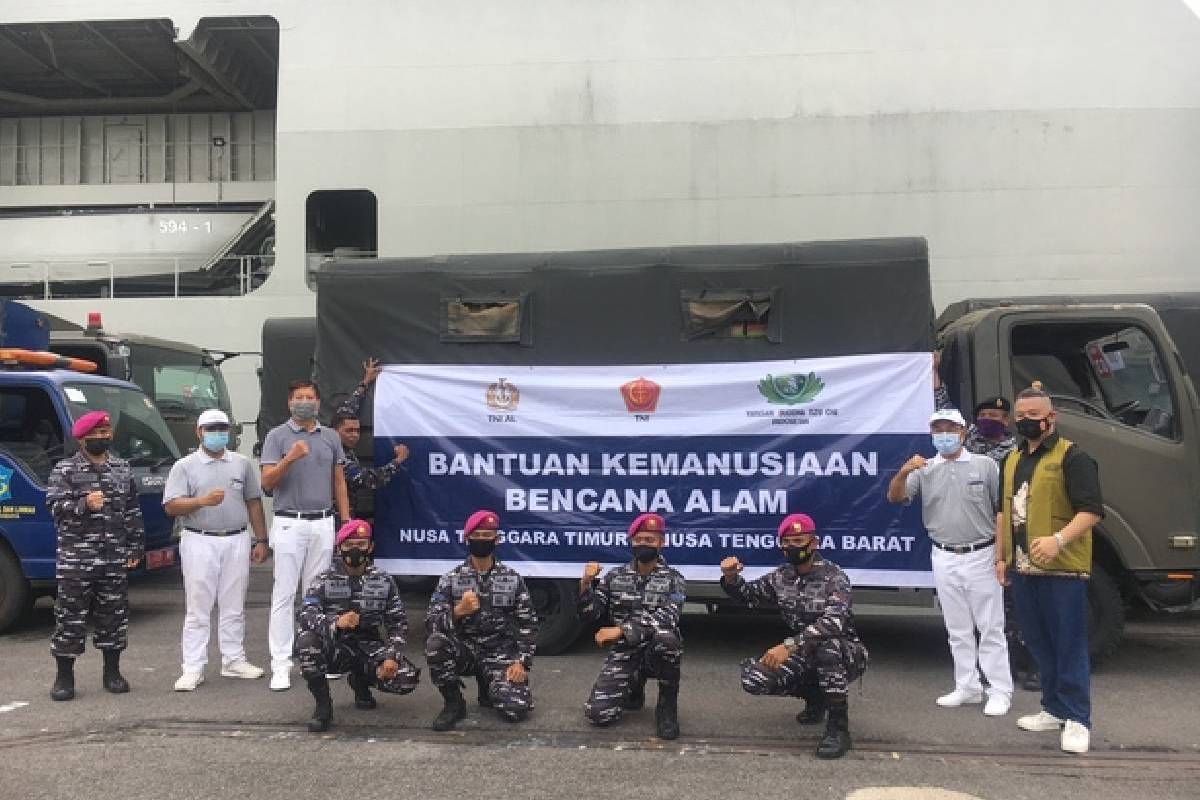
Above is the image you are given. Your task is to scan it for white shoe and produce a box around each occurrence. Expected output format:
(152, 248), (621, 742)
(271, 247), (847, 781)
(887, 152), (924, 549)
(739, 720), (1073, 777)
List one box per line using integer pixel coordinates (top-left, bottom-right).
(220, 660), (265, 680)
(269, 670), (291, 691)
(1017, 710), (1065, 732)
(1061, 721), (1090, 753)
(983, 694), (1011, 717)
(173, 672), (204, 692)
(936, 688), (983, 707)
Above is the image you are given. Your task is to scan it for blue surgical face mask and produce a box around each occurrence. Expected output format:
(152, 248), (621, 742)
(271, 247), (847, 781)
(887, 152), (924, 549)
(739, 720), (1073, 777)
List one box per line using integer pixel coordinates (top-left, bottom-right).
(202, 431), (230, 451)
(931, 432), (962, 456)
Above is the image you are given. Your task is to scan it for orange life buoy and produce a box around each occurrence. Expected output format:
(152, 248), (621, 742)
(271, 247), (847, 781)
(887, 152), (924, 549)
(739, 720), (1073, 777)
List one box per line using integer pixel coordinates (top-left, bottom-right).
(0, 348), (98, 373)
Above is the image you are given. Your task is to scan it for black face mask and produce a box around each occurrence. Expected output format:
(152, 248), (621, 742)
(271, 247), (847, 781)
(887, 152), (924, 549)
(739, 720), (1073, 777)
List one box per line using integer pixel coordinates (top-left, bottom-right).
(83, 438), (112, 456)
(1015, 417), (1048, 441)
(633, 545), (660, 564)
(468, 538), (497, 558)
(783, 546), (814, 566)
(340, 548), (370, 569)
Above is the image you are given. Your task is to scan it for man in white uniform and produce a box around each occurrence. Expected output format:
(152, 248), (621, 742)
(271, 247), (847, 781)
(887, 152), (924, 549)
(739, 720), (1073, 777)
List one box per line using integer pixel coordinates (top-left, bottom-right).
(164, 409), (269, 691)
(887, 407), (1013, 716)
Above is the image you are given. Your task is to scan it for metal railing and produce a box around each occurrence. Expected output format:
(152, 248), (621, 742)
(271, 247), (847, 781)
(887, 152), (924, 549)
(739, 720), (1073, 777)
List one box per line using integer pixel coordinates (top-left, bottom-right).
(1, 253), (273, 300)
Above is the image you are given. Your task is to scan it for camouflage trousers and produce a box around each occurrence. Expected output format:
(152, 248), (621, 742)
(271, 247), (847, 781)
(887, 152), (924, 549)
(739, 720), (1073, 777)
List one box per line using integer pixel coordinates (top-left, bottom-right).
(584, 629), (682, 726)
(295, 626), (420, 694)
(424, 631), (532, 720)
(51, 569), (128, 657)
(740, 637), (867, 701)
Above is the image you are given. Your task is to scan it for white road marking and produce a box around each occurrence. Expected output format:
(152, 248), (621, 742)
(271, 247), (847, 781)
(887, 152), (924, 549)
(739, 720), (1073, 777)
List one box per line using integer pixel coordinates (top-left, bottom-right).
(0, 701), (30, 714)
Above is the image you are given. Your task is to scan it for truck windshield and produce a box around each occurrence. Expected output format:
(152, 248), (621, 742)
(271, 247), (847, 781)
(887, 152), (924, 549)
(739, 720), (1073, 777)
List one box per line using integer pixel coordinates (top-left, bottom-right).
(64, 382), (180, 466)
(128, 344), (231, 414)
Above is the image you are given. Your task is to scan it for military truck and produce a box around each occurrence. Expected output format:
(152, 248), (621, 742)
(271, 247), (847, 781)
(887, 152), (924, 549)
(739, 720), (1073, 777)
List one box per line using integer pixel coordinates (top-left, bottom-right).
(260, 241), (1199, 657)
(36, 307), (240, 453)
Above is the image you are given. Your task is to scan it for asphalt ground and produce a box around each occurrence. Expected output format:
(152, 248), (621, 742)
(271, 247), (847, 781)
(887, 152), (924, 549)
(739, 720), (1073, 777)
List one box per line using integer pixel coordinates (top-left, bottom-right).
(1, 565), (1198, 800)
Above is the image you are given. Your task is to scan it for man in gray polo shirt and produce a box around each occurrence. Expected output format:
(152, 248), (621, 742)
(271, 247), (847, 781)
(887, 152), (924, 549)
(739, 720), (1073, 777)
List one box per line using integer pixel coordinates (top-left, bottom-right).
(164, 409), (269, 692)
(887, 407), (1012, 717)
(260, 379), (350, 691)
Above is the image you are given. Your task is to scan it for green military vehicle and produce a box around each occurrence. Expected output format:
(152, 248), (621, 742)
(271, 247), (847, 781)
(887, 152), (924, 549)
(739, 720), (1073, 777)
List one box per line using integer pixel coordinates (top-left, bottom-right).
(43, 310), (239, 454)
(937, 293), (1200, 658)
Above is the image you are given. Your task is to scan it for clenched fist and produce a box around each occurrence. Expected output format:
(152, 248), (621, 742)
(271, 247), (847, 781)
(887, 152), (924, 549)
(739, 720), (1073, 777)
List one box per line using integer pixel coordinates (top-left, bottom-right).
(335, 610), (360, 630)
(286, 441), (309, 462)
(85, 490), (105, 512)
(720, 556), (743, 579)
(377, 658), (399, 680)
(393, 444), (409, 464)
(901, 454), (927, 475)
(760, 643), (791, 671)
(506, 662), (527, 684)
(582, 562), (601, 581)
(202, 488), (226, 507)
(594, 626), (623, 647)
(454, 590), (481, 619)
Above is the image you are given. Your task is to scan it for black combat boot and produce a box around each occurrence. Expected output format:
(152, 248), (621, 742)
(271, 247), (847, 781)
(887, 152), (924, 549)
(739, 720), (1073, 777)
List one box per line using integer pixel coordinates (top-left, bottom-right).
(475, 673), (493, 708)
(815, 699), (851, 759)
(431, 682), (467, 731)
(348, 669), (377, 710)
(101, 650), (130, 694)
(306, 675), (333, 732)
(795, 692), (827, 725)
(654, 682), (680, 740)
(50, 656), (75, 702)
(622, 674), (647, 710)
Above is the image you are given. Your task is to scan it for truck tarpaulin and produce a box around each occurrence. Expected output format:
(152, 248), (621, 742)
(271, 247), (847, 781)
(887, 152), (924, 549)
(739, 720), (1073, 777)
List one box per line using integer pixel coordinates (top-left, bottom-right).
(371, 354), (934, 587)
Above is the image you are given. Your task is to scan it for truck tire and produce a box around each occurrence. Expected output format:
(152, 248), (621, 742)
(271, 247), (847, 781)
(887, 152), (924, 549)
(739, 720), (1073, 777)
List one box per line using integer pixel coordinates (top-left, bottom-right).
(528, 578), (583, 656)
(0, 544), (32, 634)
(1087, 563), (1125, 665)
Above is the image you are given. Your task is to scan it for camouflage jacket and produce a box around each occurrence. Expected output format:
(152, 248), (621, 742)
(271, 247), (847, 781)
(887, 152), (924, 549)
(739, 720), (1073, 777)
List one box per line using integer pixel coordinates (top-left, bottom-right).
(336, 384), (403, 492)
(578, 558), (687, 646)
(722, 556), (860, 642)
(46, 452), (144, 572)
(427, 559), (538, 668)
(298, 562), (409, 662)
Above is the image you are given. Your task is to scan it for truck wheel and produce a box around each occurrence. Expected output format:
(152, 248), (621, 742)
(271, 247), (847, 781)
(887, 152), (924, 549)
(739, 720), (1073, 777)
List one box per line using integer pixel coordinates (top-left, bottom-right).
(0, 545), (32, 634)
(528, 578), (583, 656)
(1087, 563), (1125, 664)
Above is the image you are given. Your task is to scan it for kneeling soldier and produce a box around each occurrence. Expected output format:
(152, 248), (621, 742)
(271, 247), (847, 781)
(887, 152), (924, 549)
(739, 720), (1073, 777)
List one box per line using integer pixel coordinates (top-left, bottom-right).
(425, 510), (538, 730)
(579, 513), (686, 740)
(720, 513), (868, 759)
(296, 519), (419, 732)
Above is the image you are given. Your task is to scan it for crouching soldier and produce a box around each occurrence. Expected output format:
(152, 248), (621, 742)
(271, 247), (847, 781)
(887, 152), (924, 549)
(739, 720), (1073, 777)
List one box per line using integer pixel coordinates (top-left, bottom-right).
(297, 519), (419, 732)
(720, 513), (868, 759)
(579, 513), (686, 740)
(425, 510), (538, 730)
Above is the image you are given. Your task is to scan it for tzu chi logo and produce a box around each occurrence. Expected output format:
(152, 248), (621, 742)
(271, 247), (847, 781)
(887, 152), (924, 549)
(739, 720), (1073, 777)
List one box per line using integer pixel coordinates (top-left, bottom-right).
(485, 378), (520, 411)
(619, 377), (662, 414)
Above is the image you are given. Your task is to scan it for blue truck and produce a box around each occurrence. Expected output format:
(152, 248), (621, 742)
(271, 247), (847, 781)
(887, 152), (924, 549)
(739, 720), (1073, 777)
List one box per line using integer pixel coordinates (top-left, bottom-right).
(0, 301), (180, 632)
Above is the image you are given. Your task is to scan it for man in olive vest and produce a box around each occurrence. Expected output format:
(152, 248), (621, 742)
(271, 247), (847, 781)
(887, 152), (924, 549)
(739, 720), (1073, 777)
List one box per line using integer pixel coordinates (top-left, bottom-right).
(996, 384), (1103, 754)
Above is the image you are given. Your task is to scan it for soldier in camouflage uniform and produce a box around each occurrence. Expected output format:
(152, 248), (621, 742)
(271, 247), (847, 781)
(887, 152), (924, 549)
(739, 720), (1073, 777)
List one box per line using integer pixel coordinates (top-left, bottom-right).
(720, 513), (868, 759)
(46, 411), (144, 701)
(296, 519), (420, 732)
(425, 510), (538, 730)
(579, 513), (686, 740)
(333, 358), (409, 511)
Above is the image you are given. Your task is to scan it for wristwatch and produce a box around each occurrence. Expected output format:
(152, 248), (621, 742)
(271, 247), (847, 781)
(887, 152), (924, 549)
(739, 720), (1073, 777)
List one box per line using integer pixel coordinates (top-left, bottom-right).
(1053, 532), (1065, 549)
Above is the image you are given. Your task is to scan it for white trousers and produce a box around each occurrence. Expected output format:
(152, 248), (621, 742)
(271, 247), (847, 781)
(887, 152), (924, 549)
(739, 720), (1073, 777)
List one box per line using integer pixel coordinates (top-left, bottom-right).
(931, 543), (1013, 697)
(179, 529), (251, 674)
(268, 515), (335, 671)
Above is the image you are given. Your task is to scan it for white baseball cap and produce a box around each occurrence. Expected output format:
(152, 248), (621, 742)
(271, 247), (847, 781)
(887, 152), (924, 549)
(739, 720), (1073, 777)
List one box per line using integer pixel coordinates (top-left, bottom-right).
(197, 408), (231, 428)
(929, 408), (967, 427)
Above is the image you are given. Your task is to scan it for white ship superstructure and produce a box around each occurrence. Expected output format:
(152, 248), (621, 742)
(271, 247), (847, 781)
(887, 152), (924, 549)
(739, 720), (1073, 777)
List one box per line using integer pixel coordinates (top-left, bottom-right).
(1, 1), (1198, 427)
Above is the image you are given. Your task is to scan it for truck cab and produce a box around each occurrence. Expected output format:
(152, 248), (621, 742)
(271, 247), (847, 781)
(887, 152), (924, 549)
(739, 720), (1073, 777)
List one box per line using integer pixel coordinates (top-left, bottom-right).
(46, 313), (239, 453)
(0, 368), (180, 632)
(938, 299), (1200, 657)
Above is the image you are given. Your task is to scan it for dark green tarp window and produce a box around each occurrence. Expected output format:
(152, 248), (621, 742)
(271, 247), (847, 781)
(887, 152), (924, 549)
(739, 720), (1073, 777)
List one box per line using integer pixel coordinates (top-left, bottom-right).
(680, 288), (781, 341)
(440, 295), (529, 343)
